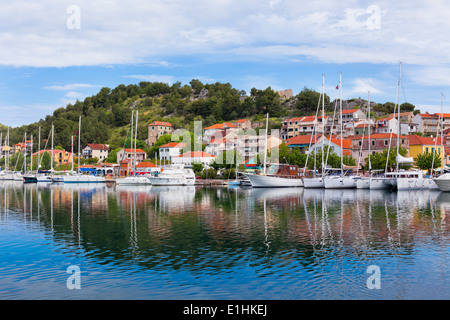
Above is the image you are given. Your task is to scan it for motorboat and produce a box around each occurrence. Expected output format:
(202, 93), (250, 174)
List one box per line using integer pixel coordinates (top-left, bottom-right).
(433, 173), (450, 191)
(147, 165), (195, 186)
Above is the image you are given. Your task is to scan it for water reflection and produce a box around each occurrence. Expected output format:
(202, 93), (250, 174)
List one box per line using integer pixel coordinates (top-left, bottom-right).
(0, 182), (449, 299)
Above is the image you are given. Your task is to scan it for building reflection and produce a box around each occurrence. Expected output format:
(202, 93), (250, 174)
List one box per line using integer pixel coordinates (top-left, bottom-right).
(0, 182), (449, 274)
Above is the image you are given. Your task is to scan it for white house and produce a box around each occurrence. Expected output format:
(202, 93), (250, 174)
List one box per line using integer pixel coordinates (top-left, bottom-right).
(82, 144), (110, 161)
(116, 148), (147, 163)
(374, 116), (398, 134)
(339, 109), (366, 123)
(203, 122), (238, 142)
(171, 151), (216, 167)
(204, 137), (237, 157)
(159, 142), (186, 161)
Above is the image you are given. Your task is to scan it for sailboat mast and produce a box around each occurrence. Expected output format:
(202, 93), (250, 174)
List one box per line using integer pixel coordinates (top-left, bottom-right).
(38, 126), (41, 171)
(130, 110), (134, 176)
(78, 116), (81, 173)
(440, 93), (444, 172)
(263, 113), (268, 176)
(321, 74), (325, 173)
(24, 132), (27, 174)
(30, 134), (33, 172)
(134, 110), (138, 175)
(339, 72), (343, 176)
(368, 91), (371, 172)
(51, 125), (54, 174)
(396, 62), (402, 173)
(71, 135), (74, 173)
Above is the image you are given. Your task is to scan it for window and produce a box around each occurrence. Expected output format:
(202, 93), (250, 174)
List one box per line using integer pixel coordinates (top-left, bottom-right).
(384, 140), (388, 146)
(372, 141), (375, 146)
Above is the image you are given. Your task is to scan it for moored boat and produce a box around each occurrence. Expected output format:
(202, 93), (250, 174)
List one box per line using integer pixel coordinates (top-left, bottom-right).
(433, 173), (450, 191)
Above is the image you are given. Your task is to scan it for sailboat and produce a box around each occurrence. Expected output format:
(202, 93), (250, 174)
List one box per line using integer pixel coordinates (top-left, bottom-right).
(356, 91), (372, 189)
(243, 113), (305, 187)
(116, 110), (152, 185)
(54, 116), (106, 183)
(0, 127), (16, 181)
(303, 74), (327, 188)
(389, 63), (436, 191)
(324, 72), (357, 189)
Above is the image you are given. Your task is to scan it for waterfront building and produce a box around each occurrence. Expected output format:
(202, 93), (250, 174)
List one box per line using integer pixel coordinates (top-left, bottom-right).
(146, 121), (173, 146)
(159, 142), (186, 161)
(171, 151), (216, 167)
(82, 143), (110, 162)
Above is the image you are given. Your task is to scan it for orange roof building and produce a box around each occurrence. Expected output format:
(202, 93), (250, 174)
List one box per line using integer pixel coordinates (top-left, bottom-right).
(171, 151), (216, 166)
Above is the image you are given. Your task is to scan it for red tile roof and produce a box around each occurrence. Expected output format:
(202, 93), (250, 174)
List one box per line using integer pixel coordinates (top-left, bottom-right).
(408, 134), (444, 146)
(159, 142), (186, 148)
(136, 162), (157, 168)
(327, 138), (353, 149)
(123, 148), (146, 153)
(285, 134), (321, 146)
(204, 122), (237, 130)
(149, 121), (172, 127)
(86, 143), (109, 150)
(340, 109), (360, 114)
(176, 151), (215, 158)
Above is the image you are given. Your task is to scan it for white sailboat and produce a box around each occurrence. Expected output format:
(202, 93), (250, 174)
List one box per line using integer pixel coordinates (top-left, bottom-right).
(356, 91), (371, 189)
(0, 127), (16, 181)
(116, 110), (152, 185)
(303, 74), (327, 188)
(324, 72), (356, 189)
(54, 116), (106, 183)
(389, 63), (436, 191)
(244, 113), (304, 188)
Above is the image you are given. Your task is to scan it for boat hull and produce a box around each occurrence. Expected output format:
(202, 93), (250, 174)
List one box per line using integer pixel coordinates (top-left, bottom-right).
(147, 177), (194, 186)
(433, 176), (450, 191)
(116, 177), (152, 185)
(244, 174), (303, 188)
(396, 177), (437, 190)
(356, 178), (370, 189)
(54, 175), (106, 183)
(324, 176), (357, 189)
(369, 177), (393, 190)
(302, 177), (324, 188)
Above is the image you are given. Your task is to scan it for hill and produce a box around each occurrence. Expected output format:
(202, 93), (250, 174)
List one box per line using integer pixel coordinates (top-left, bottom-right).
(1, 80), (420, 153)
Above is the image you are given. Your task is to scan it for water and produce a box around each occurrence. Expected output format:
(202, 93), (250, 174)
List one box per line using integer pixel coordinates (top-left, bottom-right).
(0, 181), (449, 300)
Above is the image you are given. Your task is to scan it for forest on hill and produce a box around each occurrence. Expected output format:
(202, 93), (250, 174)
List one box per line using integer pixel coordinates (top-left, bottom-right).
(1, 79), (419, 154)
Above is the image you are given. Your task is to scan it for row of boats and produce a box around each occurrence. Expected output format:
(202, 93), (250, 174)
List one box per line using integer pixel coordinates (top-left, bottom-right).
(0, 164), (196, 186)
(242, 168), (450, 191)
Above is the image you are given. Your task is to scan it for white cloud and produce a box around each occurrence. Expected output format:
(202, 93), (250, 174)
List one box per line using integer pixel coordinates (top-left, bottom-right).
(123, 74), (175, 84)
(0, 0), (449, 68)
(45, 83), (100, 91)
(349, 78), (384, 96)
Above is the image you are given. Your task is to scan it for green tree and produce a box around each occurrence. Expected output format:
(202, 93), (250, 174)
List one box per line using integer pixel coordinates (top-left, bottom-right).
(39, 152), (52, 170)
(414, 151), (441, 171)
(295, 87), (331, 115)
(364, 147), (409, 171)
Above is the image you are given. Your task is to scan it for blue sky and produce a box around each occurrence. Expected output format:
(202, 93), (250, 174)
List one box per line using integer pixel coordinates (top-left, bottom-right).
(1, 0), (449, 127)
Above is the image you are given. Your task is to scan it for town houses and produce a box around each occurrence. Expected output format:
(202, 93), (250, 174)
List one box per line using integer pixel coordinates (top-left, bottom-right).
(1, 109), (449, 177)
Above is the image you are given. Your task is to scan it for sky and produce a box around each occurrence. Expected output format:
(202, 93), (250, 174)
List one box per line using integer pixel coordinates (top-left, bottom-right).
(1, 0), (450, 127)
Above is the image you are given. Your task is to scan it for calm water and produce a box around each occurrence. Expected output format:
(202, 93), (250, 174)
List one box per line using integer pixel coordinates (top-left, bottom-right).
(0, 181), (449, 300)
